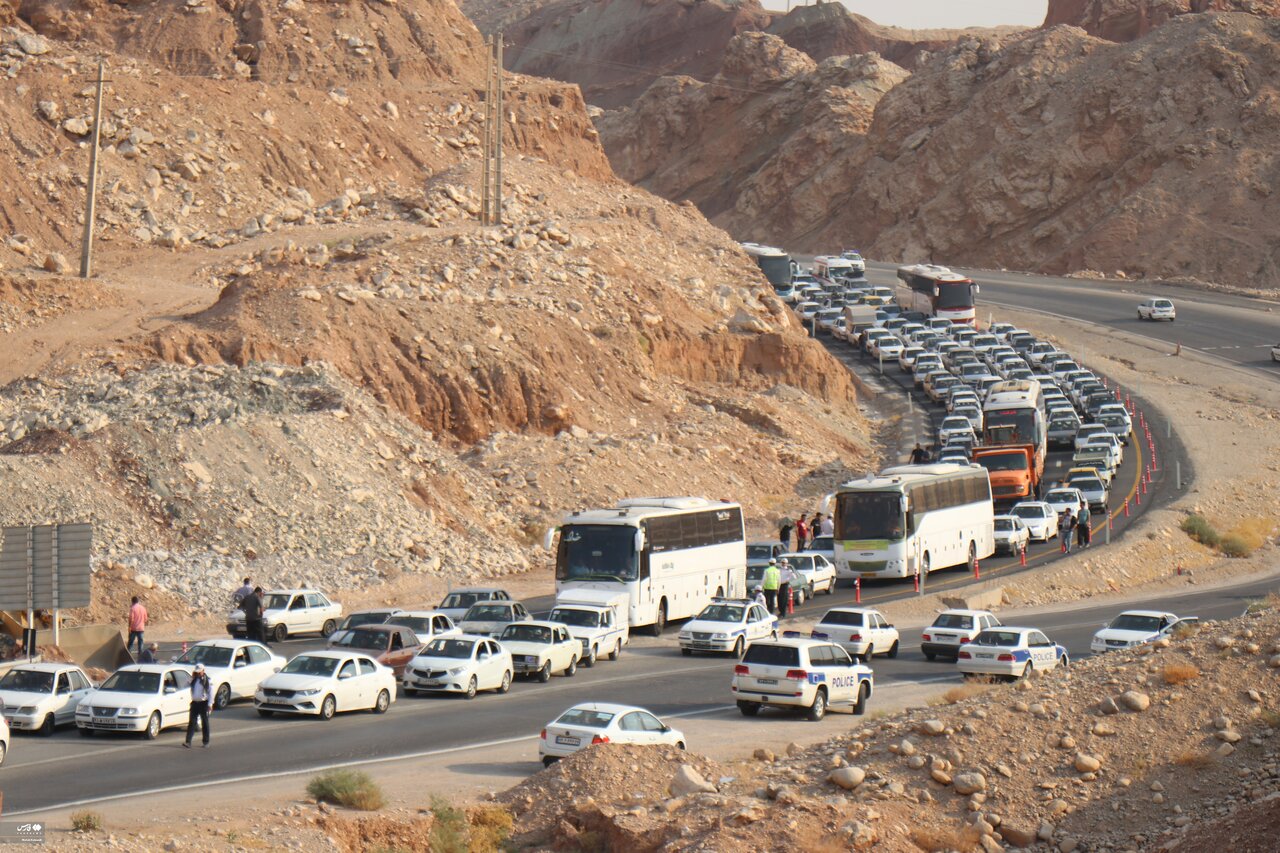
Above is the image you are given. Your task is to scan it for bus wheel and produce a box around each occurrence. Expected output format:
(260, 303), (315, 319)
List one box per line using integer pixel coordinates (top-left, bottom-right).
(966, 542), (976, 573)
(650, 601), (667, 637)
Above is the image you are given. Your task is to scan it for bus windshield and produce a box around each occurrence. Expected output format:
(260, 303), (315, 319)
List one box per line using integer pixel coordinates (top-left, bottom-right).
(936, 282), (974, 309)
(556, 525), (638, 582)
(984, 410), (1038, 445)
(836, 492), (905, 541)
(754, 255), (792, 287)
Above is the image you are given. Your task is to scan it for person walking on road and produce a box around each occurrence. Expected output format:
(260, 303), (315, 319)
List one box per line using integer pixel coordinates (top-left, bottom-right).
(184, 663), (212, 748)
(761, 559), (781, 615)
(127, 596), (148, 656)
(1077, 504), (1092, 548)
(242, 586), (267, 646)
(1058, 511), (1074, 555)
(779, 518), (794, 550)
(910, 443), (929, 464)
(232, 577), (253, 607)
(819, 513), (834, 538)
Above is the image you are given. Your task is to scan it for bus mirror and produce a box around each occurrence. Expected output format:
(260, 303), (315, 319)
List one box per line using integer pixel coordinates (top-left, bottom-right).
(900, 495), (910, 515)
(973, 285), (981, 294)
(820, 493), (834, 515)
(542, 527), (557, 552)
(634, 528), (646, 553)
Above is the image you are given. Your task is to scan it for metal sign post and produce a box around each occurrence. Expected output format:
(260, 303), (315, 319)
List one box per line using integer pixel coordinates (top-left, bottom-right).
(1, 524), (93, 656)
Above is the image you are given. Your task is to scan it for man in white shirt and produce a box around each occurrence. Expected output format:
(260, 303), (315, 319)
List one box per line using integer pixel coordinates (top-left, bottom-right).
(819, 514), (834, 537)
(184, 663), (212, 748)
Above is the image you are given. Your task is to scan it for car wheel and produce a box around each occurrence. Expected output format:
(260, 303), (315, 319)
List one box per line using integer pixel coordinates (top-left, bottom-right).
(499, 670), (512, 694)
(676, 741), (687, 750)
(464, 676), (478, 700)
(373, 689), (391, 714)
(565, 657), (577, 677)
(144, 712), (161, 740)
(39, 713), (56, 736)
(542, 756), (558, 768)
(965, 541), (977, 574)
(319, 694), (336, 720)
(609, 640), (622, 661)
(732, 637), (744, 658)
(853, 683), (869, 716)
(1016, 664), (1030, 682)
(214, 683), (232, 711)
(272, 624), (288, 643)
(1060, 655), (1070, 670)
(585, 645), (597, 667)
(404, 687), (419, 697)
(924, 651), (937, 661)
(736, 701), (760, 717)
(806, 688), (828, 722)
(681, 648), (692, 657)
(826, 578), (836, 595)
(0, 741), (6, 765)
(79, 726), (95, 737)
(538, 662), (552, 683)
(887, 640), (899, 659)
(321, 619), (337, 638)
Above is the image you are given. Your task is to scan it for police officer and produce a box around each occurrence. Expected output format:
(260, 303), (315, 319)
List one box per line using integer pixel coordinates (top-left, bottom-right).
(761, 559), (781, 615)
(778, 560), (798, 616)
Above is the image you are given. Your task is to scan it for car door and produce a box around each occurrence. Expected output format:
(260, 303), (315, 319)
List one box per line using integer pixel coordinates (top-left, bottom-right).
(242, 645), (273, 697)
(557, 628), (575, 669)
(476, 641), (499, 688)
(617, 711), (654, 745)
(61, 671), (92, 723)
(228, 646), (254, 697)
(357, 658), (380, 707)
(52, 673), (72, 723)
(826, 646), (860, 704)
(306, 593), (331, 632)
(1027, 632), (1055, 671)
(433, 615), (456, 638)
(637, 711), (673, 745)
(164, 670), (190, 725)
(335, 657), (360, 709)
(285, 595), (309, 633)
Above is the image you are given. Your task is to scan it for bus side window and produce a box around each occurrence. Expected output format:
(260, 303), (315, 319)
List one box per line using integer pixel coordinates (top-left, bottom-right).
(639, 547), (650, 581)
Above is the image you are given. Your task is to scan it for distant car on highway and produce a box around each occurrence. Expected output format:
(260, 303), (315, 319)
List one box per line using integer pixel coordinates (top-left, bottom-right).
(732, 637), (873, 720)
(402, 635), (513, 699)
(539, 703), (685, 767)
(381, 610), (461, 644)
(1010, 502), (1057, 542)
(811, 607), (899, 661)
(437, 588), (512, 623)
(957, 627), (1068, 680)
(992, 515), (1030, 555)
(326, 625), (422, 677)
(1043, 487), (1086, 518)
(1091, 610), (1199, 652)
(1137, 298), (1176, 321)
(254, 651), (395, 719)
(459, 601), (533, 638)
(678, 599), (777, 657)
(173, 639), (284, 709)
(500, 621), (580, 681)
(921, 609), (1001, 661)
(788, 552), (838, 596)
(227, 588), (342, 643)
(0, 663), (94, 735)
(76, 664), (198, 739)
(1273, 342), (1280, 362)
(747, 541), (786, 570)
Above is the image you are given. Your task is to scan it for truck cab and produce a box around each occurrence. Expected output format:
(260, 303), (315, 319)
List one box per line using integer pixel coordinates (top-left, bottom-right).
(973, 444), (1038, 504)
(548, 590), (630, 667)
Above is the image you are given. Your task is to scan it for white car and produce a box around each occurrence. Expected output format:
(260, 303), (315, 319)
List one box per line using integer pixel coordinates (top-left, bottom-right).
(992, 515), (1030, 555)
(254, 651), (396, 719)
(383, 610), (462, 644)
(789, 552), (838, 595)
(1137, 298), (1176, 321)
(0, 716), (8, 764)
(499, 621), (579, 681)
(0, 663), (94, 735)
(549, 593), (630, 666)
(539, 703), (685, 766)
(402, 635), (513, 699)
(921, 609), (1002, 661)
(679, 599), (778, 657)
(811, 608), (899, 661)
(1074, 423), (1110, 451)
(75, 664), (197, 739)
(805, 535), (835, 564)
(1010, 501), (1057, 542)
(437, 588), (513, 623)
(938, 416), (976, 447)
(731, 638), (873, 721)
(1084, 432), (1124, 467)
(953, 405), (984, 433)
(1043, 487), (1086, 519)
(173, 640), (284, 709)
(958, 627), (1068, 680)
(1272, 342), (1280, 362)
(459, 600), (533, 637)
(1091, 611), (1198, 653)
(227, 588), (342, 643)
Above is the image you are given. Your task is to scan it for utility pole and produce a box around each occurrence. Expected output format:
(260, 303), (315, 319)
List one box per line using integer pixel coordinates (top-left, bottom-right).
(480, 36), (492, 225)
(478, 35), (504, 226)
(80, 60), (107, 279)
(495, 32), (504, 225)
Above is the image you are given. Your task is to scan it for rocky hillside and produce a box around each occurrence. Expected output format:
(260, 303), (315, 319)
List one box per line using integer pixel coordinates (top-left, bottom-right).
(1044, 0), (1280, 41)
(599, 33), (907, 241)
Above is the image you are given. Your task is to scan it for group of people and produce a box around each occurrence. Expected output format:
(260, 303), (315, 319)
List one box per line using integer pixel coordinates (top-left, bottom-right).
(778, 511), (833, 553)
(123, 594), (214, 748)
(753, 557), (801, 617)
(232, 577), (272, 646)
(1058, 503), (1092, 554)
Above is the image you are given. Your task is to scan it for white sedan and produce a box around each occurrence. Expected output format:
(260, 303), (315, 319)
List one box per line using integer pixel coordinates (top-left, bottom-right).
(0, 663), (94, 735)
(788, 552), (838, 595)
(811, 607), (899, 660)
(403, 635), (513, 699)
(938, 416), (977, 447)
(499, 621), (579, 681)
(957, 627), (1069, 680)
(1043, 487), (1086, 519)
(173, 639), (284, 709)
(75, 665), (196, 739)
(1010, 501), (1057, 541)
(254, 651), (396, 719)
(679, 599), (777, 657)
(540, 703), (685, 766)
(993, 515), (1030, 555)
(1091, 611), (1198, 653)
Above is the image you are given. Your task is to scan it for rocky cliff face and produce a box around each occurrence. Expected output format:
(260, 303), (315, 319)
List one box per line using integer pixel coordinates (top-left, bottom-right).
(1044, 0), (1280, 41)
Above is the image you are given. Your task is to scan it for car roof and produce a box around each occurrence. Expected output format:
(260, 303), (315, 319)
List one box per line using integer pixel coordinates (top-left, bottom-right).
(937, 609), (994, 617)
(446, 587), (507, 595)
(6, 662), (83, 674)
(1116, 610), (1175, 618)
(425, 633), (489, 644)
(502, 620), (563, 630)
(980, 626), (1040, 635)
(265, 588), (326, 596)
(560, 702), (650, 717)
(190, 639), (267, 649)
(348, 608), (401, 615)
(820, 607), (882, 617)
(292, 650), (376, 661)
(464, 600), (517, 609)
(345, 624), (399, 634)
(1012, 501), (1051, 509)
(395, 610), (449, 618)
(750, 638), (831, 650)
(116, 664), (183, 673)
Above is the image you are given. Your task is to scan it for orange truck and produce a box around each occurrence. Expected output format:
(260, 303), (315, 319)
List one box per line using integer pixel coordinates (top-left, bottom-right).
(973, 443), (1043, 504)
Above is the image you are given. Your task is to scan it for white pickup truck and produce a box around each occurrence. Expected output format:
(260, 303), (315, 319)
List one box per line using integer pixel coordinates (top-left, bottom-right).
(548, 591), (630, 667)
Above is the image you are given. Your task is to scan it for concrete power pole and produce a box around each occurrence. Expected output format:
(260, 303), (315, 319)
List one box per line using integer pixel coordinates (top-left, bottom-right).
(495, 32), (504, 225)
(478, 35), (504, 226)
(480, 36), (492, 224)
(80, 60), (107, 279)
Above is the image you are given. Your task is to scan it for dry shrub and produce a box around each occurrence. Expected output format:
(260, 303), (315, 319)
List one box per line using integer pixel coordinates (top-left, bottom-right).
(1162, 663), (1201, 685)
(940, 680), (996, 705)
(1180, 513), (1220, 547)
(70, 811), (102, 832)
(909, 824), (982, 852)
(1174, 748), (1217, 768)
(307, 770), (386, 811)
(468, 805), (514, 853)
(1224, 517), (1275, 551)
(1219, 534), (1252, 559)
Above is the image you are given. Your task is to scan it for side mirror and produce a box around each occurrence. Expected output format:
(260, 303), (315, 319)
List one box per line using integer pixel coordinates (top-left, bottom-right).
(542, 527), (557, 552)
(164, 686), (176, 694)
(339, 672), (352, 680)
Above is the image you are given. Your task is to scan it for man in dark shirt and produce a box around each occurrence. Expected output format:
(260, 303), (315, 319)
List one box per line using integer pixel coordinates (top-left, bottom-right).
(242, 586), (267, 645)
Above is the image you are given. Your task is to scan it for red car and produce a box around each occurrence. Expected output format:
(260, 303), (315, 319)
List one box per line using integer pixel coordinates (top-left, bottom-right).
(326, 625), (420, 676)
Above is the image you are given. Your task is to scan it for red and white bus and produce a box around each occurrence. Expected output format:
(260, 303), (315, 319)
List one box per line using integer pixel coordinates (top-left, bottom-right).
(895, 264), (978, 325)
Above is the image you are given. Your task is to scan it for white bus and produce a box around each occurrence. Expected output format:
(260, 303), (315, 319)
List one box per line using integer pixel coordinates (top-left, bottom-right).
(895, 264), (979, 325)
(741, 243), (794, 288)
(826, 464), (995, 580)
(547, 497), (747, 636)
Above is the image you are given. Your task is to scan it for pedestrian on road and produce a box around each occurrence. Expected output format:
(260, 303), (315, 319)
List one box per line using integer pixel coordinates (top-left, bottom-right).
(1058, 511), (1074, 555)
(184, 663), (212, 748)
(1077, 504), (1092, 548)
(910, 443), (929, 464)
(138, 642), (159, 664)
(127, 596), (148, 656)
(778, 518), (793, 550)
(778, 560), (798, 615)
(232, 577), (253, 607)
(242, 586), (267, 646)
(761, 559), (781, 615)
(795, 515), (809, 551)
(819, 513), (834, 538)
(752, 586), (767, 609)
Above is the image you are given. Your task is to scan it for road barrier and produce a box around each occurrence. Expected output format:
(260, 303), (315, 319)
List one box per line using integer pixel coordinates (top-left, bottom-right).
(854, 578), (861, 604)
(973, 557), (981, 580)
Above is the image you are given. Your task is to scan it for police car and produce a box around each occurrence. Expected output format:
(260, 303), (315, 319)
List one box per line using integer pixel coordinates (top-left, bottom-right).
(957, 627), (1068, 680)
(922, 609), (1001, 661)
(1090, 610), (1198, 653)
(678, 599), (778, 657)
(731, 637), (873, 721)
(811, 607), (899, 661)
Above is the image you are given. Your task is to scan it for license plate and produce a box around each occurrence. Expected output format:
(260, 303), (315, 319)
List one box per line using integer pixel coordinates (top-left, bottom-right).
(756, 678), (778, 685)
(555, 735), (581, 746)
(976, 653), (993, 659)
(418, 680), (441, 687)
(861, 573), (878, 579)
(93, 717), (113, 725)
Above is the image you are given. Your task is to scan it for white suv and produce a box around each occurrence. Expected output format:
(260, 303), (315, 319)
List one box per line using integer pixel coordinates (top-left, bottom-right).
(227, 589), (342, 643)
(731, 638), (873, 721)
(1137, 298), (1175, 321)
(921, 609), (1001, 661)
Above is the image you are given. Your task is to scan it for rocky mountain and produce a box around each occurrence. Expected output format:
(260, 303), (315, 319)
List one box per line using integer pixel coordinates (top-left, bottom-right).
(1044, 0), (1280, 41)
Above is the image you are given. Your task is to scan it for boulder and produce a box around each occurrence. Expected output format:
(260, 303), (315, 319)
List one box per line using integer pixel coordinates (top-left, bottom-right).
(669, 765), (716, 797)
(828, 767), (866, 790)
(953, 772), (986, 795)
(1117, 691), (1151, 712)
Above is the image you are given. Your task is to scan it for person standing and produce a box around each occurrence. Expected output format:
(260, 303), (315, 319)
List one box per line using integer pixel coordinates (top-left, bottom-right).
(184, 663), (212, 748)
(779, 518), (794, 550)
(1077, 504), (1092, 548)
(232, 577), (253, 607)
(127, 596), (148, 656)
(795, 515), (809, 552)
(778, 560), (798, 615)
(910, 443), (929, 464)
(1058, 511), (1073, 555)
(761, 559), (781, 615)
(242, 586), (267, 646)
(819, 513), (834, 538)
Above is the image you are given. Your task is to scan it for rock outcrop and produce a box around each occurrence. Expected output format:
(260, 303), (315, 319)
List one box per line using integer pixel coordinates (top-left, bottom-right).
(1044, 0), (1280, 41)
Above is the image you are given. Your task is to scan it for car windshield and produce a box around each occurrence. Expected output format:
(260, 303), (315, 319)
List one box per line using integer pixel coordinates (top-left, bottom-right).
(809, 536), (833, 551)
(549, 608), (600, 628)
(262, 594), (291, 610)
(993, 518), (1017, 532)
(0, 669), (55, 692)
(932, 614), (974, 629)
(1109, 614), (1163, 632)
(465, 604), (513, 622)
(342, 612), (390, 629)
(556, 524), (638, 582)
(1012, 505), (1046, 520)
(501, 625), (552, 644)
(100, 671), (161, 693)
(836, 492), (904, 541)
(818, 611), (864, 627)
(176, 645), (234, 668)
(747, 545), (775, 560)
(1073, 478), (1104, 491)
(556, 708), (616, 729)
(1049, 420), (1076, 431)
(970, 630), (1020, 646)
(741, 645), (800, 667)
(697, 605), (745, 623)
(281, 656), (340, 677)
(423, 639), (475, 659)
(392, 616), (435, 634)
(1045, 491), (1076, 503)
(330, 630), (388, 650)
(977, 454), (1029, 472)
(1099, 415), (1126, 427)
(441, 592), (485, 610)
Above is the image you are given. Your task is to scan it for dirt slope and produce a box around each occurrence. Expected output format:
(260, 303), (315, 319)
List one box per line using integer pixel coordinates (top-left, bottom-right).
(1044, 0), (1280, 41)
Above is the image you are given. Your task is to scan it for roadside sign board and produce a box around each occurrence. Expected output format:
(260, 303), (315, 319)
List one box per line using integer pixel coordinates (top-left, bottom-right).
(0, 524), (93, 611)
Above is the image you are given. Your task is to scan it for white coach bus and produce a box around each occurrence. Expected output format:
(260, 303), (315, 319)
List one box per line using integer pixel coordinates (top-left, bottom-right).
(546, 497), (747, 636)
(826, 464), (994, 580)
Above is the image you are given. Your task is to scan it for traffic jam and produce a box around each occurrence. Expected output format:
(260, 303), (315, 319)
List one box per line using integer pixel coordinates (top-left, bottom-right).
(0, 249), (1182, 767)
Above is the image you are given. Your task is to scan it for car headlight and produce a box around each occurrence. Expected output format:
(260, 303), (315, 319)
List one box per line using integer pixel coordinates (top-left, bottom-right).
(678, 632), (691, 639)
(295, 689), (321, 697)
(17, 706), (36, 714)
(76, 707), (89, 715)
(712, 633), (728, 640)
(447, 667), (466, 676)
(119, 708), (142, 716)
